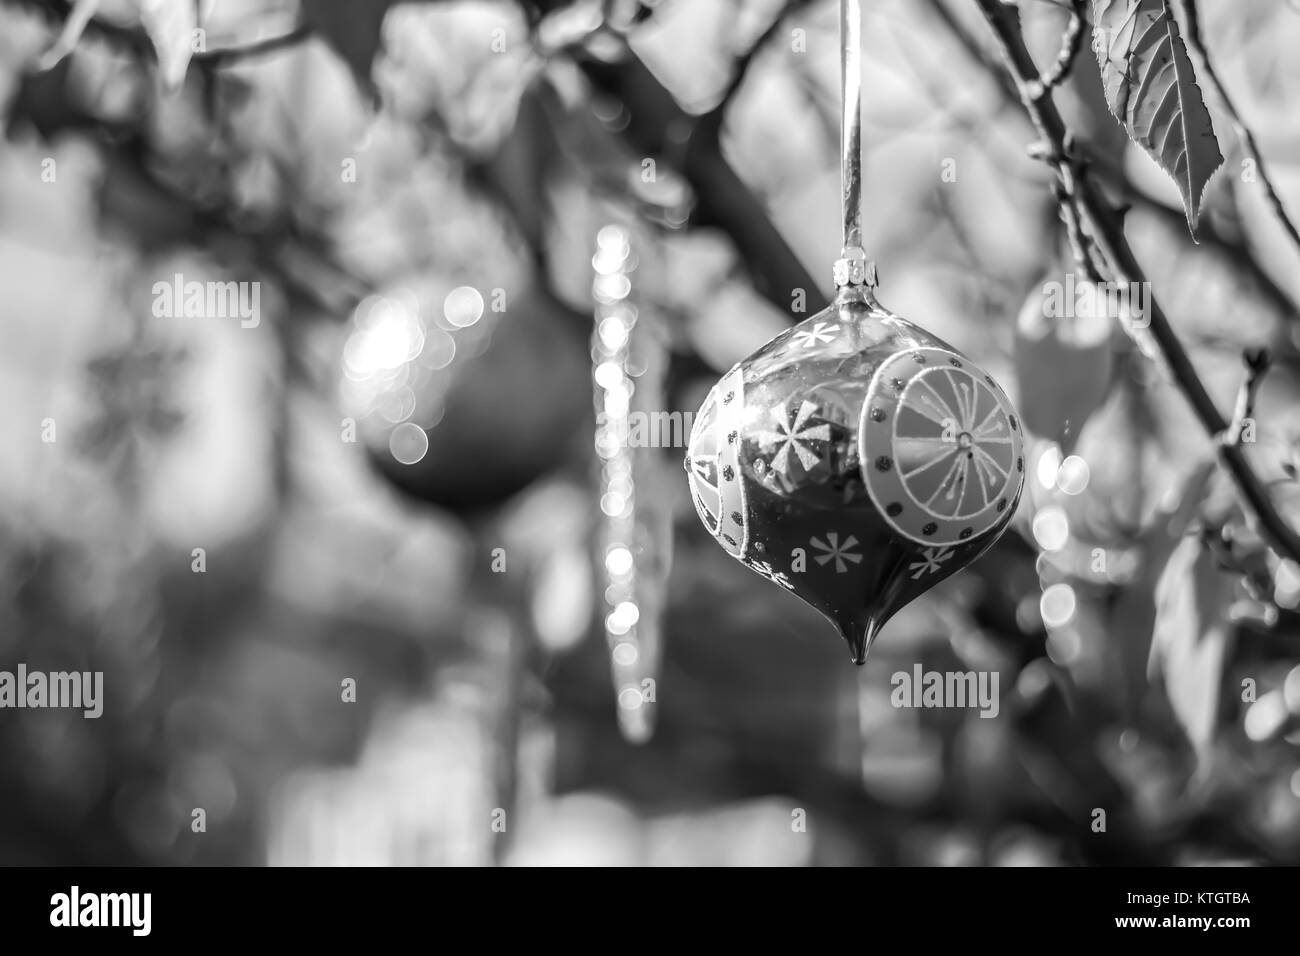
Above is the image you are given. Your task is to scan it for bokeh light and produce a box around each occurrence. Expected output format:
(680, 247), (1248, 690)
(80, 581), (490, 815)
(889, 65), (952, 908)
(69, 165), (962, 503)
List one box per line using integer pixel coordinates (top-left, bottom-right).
(1032, 505), (1069, 552)
(442, 286), (484, 328)
(1040, 583), (1076, 628)
(593, 272), (632, 303)
(605, 547), (633, 577)
(419, 327), (456, 370)
(1245, 693), (1288, 742)
(343, 296), (426, 380)
(388, 422), (430, 465)
(617, 686), (644, 711)
(594, 361), (623, 390)
(1045, 626), (1081, 665)
(1016, 594), (1044, 633)
(1036, 444), (1062, 489)
(1056, 455), (1090, 495)
(599, 316), (629, 350)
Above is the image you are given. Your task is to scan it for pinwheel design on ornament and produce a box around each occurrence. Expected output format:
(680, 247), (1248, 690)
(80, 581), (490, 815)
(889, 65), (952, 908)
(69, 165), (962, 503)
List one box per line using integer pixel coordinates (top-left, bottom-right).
(860, 347), (1023, 546)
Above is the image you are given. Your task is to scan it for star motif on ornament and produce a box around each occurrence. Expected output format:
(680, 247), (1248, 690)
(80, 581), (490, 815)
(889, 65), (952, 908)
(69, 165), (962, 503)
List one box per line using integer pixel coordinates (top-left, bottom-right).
(811, 532), (862, 573)
(909, 546), (954, 579)
(790, 322), (838, 349)
(750, 560), (795, 591)
(754, 400), (831, 477)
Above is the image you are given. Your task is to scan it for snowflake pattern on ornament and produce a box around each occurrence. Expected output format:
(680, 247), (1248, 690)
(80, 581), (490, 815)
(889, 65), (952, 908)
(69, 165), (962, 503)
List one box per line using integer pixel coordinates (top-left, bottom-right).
(810, 532), (862, 573)
(754, 399), (832, 479)
(790, 321), (838, 349)
(908, 546), (954, 579)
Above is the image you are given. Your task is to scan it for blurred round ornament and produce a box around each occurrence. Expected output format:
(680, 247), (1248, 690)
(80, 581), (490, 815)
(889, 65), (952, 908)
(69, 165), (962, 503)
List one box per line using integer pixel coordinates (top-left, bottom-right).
(344, 281), (591, 512)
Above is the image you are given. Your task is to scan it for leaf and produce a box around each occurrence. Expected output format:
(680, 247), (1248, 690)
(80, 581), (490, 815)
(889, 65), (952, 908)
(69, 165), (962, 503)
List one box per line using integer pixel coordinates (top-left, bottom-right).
(138, 0), (197, 92)
(1148, 534), (1235, 761)
(302, 0), (393, 102)
(1013, 273), (1114, 454)
(1092, 0), (1224, 231)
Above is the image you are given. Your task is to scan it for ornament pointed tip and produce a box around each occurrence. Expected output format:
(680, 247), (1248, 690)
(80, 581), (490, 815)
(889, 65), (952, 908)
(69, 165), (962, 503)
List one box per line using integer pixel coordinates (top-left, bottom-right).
(846, 636), (871, 665)
(841, 618), (882, 666)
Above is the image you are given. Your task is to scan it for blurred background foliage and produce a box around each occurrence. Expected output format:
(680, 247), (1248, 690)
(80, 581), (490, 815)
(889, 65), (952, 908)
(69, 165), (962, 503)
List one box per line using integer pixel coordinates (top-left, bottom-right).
(2, 0), (1300, 865)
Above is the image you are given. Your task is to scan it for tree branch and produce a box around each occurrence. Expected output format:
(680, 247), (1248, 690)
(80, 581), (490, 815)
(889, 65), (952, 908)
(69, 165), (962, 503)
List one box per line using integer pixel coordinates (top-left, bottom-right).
(709, 0), (1300, 340)
(523, 0), (824, 320)
(922, 0), (1300, 322)
(574, 43), (826, 318)
(1038, 0), (1087, 93)
(195, 26), (313, 65)
(1223, 347), (1270, 449)
(972, 0), (1300, 566)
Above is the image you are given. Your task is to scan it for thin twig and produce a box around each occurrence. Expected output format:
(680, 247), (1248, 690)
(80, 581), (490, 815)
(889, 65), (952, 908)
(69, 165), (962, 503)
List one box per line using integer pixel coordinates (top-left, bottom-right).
(925, 0), (1099, 281)
(947, 33), (1300, 329)
(1179, 0), (1300, 267)
(1039, 0), (1087, 92)
(1035, 138), (1106, 281)
(972, 0), (1300, 566)
(195, 27), (314, 65)
(1222, 347), (1271, 448)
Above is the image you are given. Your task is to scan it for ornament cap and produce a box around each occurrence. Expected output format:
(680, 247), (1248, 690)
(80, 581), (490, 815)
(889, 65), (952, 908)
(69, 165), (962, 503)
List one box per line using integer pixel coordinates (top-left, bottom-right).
(833, 248), (877, 289)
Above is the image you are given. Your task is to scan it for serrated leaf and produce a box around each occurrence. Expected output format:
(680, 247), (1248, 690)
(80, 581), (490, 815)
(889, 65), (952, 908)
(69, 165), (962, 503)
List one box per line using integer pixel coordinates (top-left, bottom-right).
(1149, 534), (1234, 760)
(1092, 0), (1223, 231)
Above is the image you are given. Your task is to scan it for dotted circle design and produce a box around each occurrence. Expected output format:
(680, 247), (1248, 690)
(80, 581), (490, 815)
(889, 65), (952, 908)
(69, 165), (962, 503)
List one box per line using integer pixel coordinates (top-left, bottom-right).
(859, 346), (1024, 545)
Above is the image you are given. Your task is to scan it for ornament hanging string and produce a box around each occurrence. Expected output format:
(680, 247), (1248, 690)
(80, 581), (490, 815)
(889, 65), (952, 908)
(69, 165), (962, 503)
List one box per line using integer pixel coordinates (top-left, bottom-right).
(835, 0), (876, 289)
(840, 0), (862, 254)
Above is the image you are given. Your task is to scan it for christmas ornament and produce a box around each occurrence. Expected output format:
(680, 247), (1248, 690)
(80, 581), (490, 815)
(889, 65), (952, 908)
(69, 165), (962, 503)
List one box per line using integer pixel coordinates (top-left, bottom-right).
(684, 0), (1024, 664)
(592, 224), (672, 743)
(345, 281), (591, 512)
